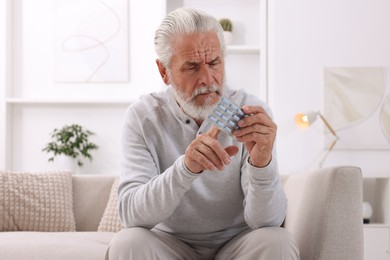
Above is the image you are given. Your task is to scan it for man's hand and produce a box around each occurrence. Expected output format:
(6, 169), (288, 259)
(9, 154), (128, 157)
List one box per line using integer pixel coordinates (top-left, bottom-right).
(233, 106), (277, 168)
(184, 126), (239, 174)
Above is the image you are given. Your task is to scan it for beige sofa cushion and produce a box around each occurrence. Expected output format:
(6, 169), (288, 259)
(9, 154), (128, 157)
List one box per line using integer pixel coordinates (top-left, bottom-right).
(0, 232), (114, 260)
(72, 175), (116, 231)
(0, 171), (76, 232)
(98, 178), (123, 232)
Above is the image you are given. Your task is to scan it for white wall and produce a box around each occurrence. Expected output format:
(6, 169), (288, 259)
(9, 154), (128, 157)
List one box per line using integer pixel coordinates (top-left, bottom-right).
(3, 0), (265, 175)
(4, 0), (167, 174)
(269, 0), (390, 176)
(15, 0), (164, 99)
(0, 0), (8, 168)
(4, 0), (390, 177)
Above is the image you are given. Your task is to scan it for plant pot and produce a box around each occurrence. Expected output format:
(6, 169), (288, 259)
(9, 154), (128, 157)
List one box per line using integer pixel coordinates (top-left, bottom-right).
(223, 31), (234, 45)
(56, 155), (78, 174)
(363, 201), (373, 224)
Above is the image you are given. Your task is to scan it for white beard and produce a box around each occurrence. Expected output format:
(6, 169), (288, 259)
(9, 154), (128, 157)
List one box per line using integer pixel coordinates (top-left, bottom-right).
(171, 84), (223, 120)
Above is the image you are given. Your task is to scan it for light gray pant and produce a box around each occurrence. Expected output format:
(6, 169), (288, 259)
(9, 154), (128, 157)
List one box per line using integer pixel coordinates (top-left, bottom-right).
(106, 226), (300, 260)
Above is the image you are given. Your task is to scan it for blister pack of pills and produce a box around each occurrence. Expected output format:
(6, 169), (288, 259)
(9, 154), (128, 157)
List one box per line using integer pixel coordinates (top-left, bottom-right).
(208, 97), (245, 135)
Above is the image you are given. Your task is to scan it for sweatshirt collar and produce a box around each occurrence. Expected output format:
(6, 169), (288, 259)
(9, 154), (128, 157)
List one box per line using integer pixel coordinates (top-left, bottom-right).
(167, 86), (213, 133)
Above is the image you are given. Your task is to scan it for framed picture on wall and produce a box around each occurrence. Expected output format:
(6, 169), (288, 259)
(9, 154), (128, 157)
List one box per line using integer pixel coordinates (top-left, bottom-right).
(323, 67), (390, 150)
(53, 0), (129, 83)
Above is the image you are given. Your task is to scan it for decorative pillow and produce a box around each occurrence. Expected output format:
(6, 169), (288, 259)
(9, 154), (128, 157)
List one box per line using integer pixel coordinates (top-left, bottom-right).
(98, 177), (123, 232)
(0, 171), (76, 232)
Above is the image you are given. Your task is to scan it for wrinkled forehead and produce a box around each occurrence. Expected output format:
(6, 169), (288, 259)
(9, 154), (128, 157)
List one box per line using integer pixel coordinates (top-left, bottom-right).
(171, 31), (222, 63)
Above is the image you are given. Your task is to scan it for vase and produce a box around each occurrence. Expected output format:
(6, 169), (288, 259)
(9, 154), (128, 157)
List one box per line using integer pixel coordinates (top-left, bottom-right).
(363, 201), (373, 224)
(223, 31), (234, 45)
(56, 155), (78, 174)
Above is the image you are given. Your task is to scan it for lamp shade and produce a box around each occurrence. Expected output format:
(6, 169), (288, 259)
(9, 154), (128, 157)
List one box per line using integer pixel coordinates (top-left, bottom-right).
(295, 111), (319, 129)
(294, 110), (339, 167)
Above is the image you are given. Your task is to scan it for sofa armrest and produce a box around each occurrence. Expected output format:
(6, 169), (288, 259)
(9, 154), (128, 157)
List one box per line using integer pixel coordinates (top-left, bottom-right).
(282, 166), (363, 260)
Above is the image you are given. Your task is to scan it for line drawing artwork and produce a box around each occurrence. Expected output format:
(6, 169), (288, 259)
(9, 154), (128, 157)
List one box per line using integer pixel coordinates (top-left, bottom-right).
(323, 67), (390, 150)
(53, 0), (129, 82)
(380, 95), (390, 144)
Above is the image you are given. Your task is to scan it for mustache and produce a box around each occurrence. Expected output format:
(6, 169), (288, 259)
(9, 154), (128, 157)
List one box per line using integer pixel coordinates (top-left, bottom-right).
(190, 85), (221, 99)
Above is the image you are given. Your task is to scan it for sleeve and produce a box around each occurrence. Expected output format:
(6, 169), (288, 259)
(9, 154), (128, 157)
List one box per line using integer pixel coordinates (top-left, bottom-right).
(239, 98), (287, 229)
(117, 107), (199, 229)
(240, 156), (287, 229)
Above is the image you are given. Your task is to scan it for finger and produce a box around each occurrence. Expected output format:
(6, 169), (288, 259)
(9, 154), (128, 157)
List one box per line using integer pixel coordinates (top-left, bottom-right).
(235, 132), (275, 148)
(207, 125), (221, 139)
(196, 144), (225, 170)
(238, 112), (274, 128)
(185, 141), (219, 172)
(191, 149), (219, 171)
(235, 131), (264, 142)
(241, 105), (266, 115)
(235, 124), (276, 138)
(201, 137), (231, 165)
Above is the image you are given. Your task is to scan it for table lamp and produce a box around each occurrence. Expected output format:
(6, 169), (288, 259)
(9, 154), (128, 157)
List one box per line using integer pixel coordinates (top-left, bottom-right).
(295, 111), (339, 167)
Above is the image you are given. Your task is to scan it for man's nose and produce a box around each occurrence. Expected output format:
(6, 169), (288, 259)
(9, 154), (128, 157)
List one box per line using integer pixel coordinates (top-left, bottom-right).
(198, 64), (214, 86)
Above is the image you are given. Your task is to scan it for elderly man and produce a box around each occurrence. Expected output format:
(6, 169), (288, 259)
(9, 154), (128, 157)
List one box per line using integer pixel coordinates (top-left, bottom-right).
(107, 7), (299, 260)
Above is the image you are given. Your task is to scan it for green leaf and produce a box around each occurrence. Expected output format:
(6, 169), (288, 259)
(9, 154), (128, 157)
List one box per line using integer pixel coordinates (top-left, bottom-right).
(42, 124), (99, 168)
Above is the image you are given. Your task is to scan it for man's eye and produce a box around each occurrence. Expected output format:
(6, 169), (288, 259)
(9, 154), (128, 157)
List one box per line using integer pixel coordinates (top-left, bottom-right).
(209, 60), (221, 67)
(187, 66), (198, 71)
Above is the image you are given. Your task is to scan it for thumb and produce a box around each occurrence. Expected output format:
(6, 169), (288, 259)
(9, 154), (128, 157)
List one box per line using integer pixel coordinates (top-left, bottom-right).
(207, 125), (221, 139)
(225, 145), (239, 157)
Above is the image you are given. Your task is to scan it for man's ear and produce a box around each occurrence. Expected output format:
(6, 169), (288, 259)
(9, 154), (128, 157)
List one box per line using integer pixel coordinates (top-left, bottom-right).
(156, 59), (170, 85)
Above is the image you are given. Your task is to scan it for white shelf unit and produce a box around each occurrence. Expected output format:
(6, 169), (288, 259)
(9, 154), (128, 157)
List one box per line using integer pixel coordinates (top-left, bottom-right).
(364, 224), (390, 260)
(165, 0), (268, 100)
(363, 177), (390, 260)
(0, 0), (268, 174)
(363, 177), (390, 225)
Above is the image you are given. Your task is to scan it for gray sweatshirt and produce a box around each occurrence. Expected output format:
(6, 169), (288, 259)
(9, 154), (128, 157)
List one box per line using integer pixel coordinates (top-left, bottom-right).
(118, 86), (287, 247)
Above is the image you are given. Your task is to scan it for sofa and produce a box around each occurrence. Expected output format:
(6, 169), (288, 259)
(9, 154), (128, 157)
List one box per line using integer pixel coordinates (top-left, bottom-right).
(0, 165), (363, 260)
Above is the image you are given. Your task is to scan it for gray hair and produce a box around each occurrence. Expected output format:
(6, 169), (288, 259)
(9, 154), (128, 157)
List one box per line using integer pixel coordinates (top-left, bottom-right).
(154, 7), (225, 68)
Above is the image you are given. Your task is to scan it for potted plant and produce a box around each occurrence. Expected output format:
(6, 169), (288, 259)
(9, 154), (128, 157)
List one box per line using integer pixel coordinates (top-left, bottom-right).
(42, 124), (99, 170)
(219, 18), (233, 45)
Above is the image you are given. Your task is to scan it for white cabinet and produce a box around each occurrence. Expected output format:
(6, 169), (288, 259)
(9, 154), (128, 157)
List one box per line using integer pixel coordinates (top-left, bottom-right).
(363, 178), (390, 260)
(364, 225), (390, 260)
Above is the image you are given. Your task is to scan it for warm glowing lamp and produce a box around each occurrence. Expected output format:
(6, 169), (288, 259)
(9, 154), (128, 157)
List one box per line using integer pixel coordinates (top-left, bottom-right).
(295, 112), (317, 129)
(295, 111), (339, 167)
